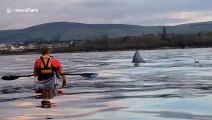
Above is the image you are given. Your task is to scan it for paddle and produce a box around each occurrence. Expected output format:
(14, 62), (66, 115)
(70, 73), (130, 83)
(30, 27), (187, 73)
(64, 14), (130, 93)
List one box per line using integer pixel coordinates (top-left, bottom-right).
(1, 75), (33, 80)
(62, 73), (98, 78)
(1, 73), (98, 80)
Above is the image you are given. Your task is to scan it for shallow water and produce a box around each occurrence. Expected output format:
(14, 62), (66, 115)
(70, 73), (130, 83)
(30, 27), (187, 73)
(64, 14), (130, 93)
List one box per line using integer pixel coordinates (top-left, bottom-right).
(0, 48), (212, 120)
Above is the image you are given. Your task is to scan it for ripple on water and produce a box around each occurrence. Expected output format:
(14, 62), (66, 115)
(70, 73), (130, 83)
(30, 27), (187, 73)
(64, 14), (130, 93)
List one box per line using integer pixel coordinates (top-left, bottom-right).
(0, 48), (212, 120)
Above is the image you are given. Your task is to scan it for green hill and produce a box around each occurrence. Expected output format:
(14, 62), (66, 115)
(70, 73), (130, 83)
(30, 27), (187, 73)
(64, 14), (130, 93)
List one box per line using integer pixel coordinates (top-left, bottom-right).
(1, 21), (212, 43)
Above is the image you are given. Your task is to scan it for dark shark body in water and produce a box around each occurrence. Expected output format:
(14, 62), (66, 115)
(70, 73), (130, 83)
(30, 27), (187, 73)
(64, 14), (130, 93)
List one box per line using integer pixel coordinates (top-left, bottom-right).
(132, 50), (145, 67)
(132, 50), (145, 63)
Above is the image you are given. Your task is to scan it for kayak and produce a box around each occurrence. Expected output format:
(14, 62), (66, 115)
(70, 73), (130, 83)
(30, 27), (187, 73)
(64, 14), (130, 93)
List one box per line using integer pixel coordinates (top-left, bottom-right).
(34, 75), (63, 108)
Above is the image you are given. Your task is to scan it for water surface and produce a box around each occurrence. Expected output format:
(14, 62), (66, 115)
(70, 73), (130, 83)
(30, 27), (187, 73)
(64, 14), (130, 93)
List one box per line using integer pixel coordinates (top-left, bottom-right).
(0, 48), (212, 120)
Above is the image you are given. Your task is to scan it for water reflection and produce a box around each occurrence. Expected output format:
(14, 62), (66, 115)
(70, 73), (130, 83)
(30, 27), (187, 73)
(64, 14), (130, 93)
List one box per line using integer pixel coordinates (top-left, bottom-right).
(131, 111), (212, 120)
(0, 48), (212, 120)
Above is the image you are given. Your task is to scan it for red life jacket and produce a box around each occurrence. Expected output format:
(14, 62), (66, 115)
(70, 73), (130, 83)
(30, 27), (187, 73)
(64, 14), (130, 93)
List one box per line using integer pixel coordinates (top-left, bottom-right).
(40, 56), (53, 75)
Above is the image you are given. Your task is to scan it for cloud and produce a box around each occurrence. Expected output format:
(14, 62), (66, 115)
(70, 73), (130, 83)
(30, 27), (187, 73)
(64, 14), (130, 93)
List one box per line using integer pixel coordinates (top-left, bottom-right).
(164, 11), (212, 25)
(0, 0), (212, 30)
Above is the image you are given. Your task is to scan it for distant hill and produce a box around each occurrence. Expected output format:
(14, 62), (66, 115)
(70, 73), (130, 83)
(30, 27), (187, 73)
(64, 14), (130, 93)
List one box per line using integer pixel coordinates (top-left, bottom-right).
(1, 21), (212, 43)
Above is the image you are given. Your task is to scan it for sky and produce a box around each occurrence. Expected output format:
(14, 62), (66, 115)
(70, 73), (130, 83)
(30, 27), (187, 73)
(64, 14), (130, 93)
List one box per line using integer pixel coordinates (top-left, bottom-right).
(0, 0), (212, 30)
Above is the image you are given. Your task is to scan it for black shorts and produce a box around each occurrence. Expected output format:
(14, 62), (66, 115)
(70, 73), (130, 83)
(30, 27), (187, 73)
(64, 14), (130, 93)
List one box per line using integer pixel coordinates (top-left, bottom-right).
(38, 74), (54, 81)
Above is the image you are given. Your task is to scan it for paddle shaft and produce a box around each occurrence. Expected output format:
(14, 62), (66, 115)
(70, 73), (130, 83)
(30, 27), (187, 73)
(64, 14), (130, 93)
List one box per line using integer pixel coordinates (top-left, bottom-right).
(1, 73), (97, 80)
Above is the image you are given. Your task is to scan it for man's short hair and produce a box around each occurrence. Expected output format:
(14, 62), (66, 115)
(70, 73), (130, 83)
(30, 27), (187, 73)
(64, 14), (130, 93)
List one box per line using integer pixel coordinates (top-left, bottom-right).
(41, 47), (52, 55)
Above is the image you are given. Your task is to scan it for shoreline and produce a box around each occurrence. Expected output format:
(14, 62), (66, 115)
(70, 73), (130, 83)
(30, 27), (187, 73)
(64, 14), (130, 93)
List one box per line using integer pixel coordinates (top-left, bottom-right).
(0, 46), (211, 56)
(2, 32), (212, 56)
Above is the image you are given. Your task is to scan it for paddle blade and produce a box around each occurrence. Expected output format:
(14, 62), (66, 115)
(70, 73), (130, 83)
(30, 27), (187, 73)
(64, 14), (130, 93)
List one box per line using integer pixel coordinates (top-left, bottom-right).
(80, 73), (98, 78)
(1, 76), (20, 80)
(63, 73), (98, 78)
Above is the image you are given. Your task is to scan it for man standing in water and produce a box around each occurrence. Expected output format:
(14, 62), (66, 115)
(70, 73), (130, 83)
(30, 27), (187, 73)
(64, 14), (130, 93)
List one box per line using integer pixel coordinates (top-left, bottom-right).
(34, 47), (67, 88)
